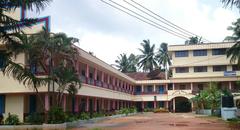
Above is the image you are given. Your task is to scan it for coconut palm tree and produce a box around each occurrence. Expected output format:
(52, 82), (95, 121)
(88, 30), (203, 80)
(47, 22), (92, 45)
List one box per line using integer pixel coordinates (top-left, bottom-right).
(224, 18), (240, 65)
(155, 42), (171, 79)
(221, 0), (240, 10)
(185, 36), (202, 45)
(115, 53), (138, 73)
(138, 39), (158, 72)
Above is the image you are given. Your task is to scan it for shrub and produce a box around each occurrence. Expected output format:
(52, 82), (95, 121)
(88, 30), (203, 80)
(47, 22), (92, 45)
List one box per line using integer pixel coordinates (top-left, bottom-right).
(92, 112), (105, 118)
(129, 107), (137, 113)
(4, 113), (20, 125)
(48, 106), (66, 124)
(0, 114), (3, 125)
(78, 112), (90, 120)
(153, 108), (169, 113)
(143, 108), (153, 112)
(65, 113), (78, 122)
(25, 113), (44, 124)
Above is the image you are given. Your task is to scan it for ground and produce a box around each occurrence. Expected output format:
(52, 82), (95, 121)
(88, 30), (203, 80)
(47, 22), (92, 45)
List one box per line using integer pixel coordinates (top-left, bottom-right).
(70, 112), (230, 130)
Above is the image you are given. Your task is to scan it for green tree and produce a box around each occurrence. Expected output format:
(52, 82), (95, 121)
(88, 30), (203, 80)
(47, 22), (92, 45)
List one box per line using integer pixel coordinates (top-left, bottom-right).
(185, 36), (202, 45)
(221, 0), (240, 10)
(155, 42), (171, 79)
(192, 89), (209, 110)
(224, 18), (240, 65)
(115, 53), (138, 73)
(138, 39), (158, 72)
(207, 82), (222, 115)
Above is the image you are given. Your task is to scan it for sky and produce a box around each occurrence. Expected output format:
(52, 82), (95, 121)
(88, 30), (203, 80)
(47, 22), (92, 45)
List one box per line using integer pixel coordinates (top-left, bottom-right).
(27, 0), (238, 65)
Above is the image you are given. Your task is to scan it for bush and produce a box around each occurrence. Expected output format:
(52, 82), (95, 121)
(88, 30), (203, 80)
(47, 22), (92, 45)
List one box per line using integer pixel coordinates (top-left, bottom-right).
(48, 106), (66, 124)
(5, 113), (20, 125)
(65, 113), (78, 122)
(129, 107), (137, 113)
(0, 114), (3, 125)
(25, 113), (44, 124)
(92, 112), (105, 118)
(153, 108), (169, 113)
(78, 112), (90, 120)
(143, 108), (153, 112)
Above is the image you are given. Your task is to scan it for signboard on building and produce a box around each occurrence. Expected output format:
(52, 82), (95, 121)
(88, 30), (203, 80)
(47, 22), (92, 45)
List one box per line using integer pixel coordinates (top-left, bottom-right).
(224, 71), (236, 77)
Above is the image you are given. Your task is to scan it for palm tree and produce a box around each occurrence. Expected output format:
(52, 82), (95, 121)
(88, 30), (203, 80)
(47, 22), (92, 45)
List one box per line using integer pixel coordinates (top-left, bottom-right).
(221, 0), (240, 10)
(224, 18), (240, 65)
(128, 53), (138, 72)
(115, 53), (129, 72)
(155, 42), (171, 79)
(138, 39), (158, 72)
(185, 36), (202, 45)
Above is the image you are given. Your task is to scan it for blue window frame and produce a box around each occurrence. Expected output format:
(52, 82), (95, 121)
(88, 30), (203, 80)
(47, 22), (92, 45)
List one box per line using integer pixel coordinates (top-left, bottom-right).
(193, 50), (207, 56)
(159, 85), (164, 94)
(175, 51), (188, 57)
(0, 95), (5, 114)
(212, 48), (226, 55)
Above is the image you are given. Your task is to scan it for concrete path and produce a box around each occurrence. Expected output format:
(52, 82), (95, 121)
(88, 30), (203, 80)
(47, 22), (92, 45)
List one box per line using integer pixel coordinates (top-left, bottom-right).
(70, 112), (230, 130)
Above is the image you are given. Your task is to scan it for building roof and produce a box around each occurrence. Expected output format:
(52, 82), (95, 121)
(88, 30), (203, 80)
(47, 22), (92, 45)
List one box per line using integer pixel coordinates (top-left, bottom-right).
(125, 69), (165, 80)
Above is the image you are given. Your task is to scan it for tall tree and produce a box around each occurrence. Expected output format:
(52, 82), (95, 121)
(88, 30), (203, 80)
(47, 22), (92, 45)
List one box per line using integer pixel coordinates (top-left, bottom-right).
(138, 39), (158, 72)
(224, 18), (240, 65)
(221, 0), (240, 10)
(115, 53), (138, 73)
(185, 36), (202, 45)
(155, 42), (171, 79)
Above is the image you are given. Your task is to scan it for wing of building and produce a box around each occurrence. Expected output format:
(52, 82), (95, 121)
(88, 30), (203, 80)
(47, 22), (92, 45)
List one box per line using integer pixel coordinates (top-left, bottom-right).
(0, 6), (239, 121)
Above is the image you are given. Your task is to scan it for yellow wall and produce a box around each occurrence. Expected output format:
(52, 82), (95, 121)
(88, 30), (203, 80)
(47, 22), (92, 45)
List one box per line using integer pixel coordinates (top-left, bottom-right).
(4, 94), (24, 122)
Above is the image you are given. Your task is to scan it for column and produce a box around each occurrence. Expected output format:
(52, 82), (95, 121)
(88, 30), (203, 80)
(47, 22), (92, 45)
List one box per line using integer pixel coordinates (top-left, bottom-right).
(85, 64), (89, 84)
(45, 93), (49, 111)
(166, 101), (169, 109)
(74, 96), (79, 113)
(101, 72), (104, 87)
(142, 101), (145, 110)
(112, 100), (116, 110)
(116, 79), (119, 91)
(121, 100), (124, 109)
(141, 85), (144, 93)
(85, 97), (89, 112)
(173, 83), (175, 90)
(94, 68), (97, 86)
(112, 77), (115, 90)
(107, 74), (110, 88)
(191, 101), (194, 112)
(173, 98), (175, 113)
(190, 82), (193, 91)
(94, 97), (97, 112)
(62, 94), (66, 112)
(229, 81), (232, 90)
(153, 84), (156, 93)
(154, 101), (157, 109)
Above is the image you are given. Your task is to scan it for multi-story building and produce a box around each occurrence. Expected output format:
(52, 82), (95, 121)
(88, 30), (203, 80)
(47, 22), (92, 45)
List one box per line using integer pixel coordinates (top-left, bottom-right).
(0, 6), (240, 122)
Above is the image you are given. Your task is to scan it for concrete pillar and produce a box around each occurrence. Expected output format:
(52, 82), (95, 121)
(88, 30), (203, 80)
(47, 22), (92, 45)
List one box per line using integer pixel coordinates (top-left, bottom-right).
(74, 96), (79, 113)
(191, 101), (194, 111)
(112, 100), (116, 110)
(85, 97), (89, 112)
(173, 83), (175, 90)
(62, 94), (66, 112)
(94, 68), (97, 86)
(45, 94), (49, 111)
(173, 98), (176, 113)
(154, 101), (157, 109)
(94, 97), (97, 112)
(112, 77), (115, 90)
(85, 64), (89, 83)
(229, 81), (232, 90)
(141, 85), (144, 93)
(153, 84), (156, 92)
(142, 101), (145, 110)
(190, 82), (193, 91)
(166, 101), (169, 109)
(165, 84), (168, 91)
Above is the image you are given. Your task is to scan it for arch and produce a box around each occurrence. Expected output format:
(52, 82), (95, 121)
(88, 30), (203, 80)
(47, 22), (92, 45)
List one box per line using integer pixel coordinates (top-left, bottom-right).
(170, 96), (192, 113)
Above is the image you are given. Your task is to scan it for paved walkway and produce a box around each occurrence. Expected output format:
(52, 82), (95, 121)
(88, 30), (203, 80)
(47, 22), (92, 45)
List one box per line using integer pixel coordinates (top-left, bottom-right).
(70, 112), (230, 130)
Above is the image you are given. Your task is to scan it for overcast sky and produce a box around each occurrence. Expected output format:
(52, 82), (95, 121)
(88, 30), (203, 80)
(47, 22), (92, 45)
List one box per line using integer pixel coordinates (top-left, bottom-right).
(28, 0), (238, 65)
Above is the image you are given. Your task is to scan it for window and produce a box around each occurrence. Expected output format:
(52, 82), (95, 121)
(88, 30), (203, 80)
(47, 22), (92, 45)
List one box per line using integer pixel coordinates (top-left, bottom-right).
(0, 52), (6, 69)
(232, 65), (240, 71)
(213, 65), (227, 72)
(0, 95), (5, 114)
(193, 50), (207, 56)
(176, 67), (189, 73)
(175, 51), (188, 57)
(147, 85), (153, 92)
(194, 66), (207, 72)
(212, 48), (226, 55)
(198, 84), (204, 91)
